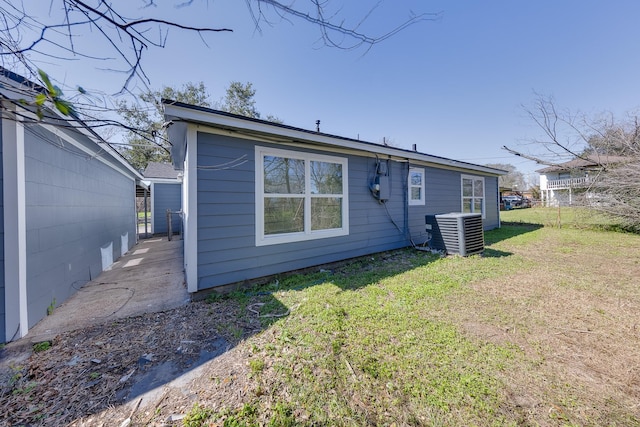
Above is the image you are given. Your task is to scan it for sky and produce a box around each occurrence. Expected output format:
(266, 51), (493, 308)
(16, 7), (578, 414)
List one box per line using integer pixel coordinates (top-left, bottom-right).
(15, 1), (640, 185)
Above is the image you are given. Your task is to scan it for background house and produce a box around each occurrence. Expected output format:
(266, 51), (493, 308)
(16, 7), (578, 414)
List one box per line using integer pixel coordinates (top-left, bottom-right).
(164, 102), (505, 295)
(538, 155), (626, 206)
(142, 162), (182, 235)
(1, 69), (142, 342)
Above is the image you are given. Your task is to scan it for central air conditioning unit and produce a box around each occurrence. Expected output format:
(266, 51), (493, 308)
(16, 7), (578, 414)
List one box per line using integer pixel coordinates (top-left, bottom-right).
(425, 213), (484, 256)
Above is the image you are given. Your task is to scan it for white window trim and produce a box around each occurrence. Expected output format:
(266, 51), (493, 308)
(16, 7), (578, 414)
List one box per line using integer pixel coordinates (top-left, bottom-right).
(255, 146), (349, 246)
(461, 174), (486, 219)
(408, 167), (425, 206)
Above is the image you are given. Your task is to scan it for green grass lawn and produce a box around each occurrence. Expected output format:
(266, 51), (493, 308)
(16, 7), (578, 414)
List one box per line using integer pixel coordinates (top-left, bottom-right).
(188, 207), (640, 426)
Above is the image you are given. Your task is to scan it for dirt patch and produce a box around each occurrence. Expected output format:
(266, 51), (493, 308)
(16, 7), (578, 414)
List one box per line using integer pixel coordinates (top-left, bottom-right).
(0, 297), (264, 426)
(442, 231), (640, 426)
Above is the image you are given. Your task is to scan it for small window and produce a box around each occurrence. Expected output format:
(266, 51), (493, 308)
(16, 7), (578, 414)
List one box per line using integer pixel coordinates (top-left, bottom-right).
(256, 146), (349, 246)
(461, 175), (485, 218)
(408, 167), (425, 206)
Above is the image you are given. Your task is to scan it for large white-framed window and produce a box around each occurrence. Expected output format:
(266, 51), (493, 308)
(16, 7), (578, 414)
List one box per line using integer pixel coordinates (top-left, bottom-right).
(408, 167), (425, 206)
(461, 175), (485, 218)
(255, 146), (349, 246)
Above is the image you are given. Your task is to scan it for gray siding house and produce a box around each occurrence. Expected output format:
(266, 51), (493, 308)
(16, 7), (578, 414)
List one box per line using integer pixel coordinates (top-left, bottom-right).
(142, 162), (182, 235)
(1, 69), (142, 342)
(164, 102), (505, 294)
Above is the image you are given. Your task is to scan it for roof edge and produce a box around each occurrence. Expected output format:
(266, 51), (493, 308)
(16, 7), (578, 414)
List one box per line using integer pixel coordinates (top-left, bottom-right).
(163, 100), (508, 176)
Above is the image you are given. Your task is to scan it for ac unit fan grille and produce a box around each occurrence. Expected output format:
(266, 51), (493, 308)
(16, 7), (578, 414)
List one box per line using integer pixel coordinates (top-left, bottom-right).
(426, 213), (484, 256)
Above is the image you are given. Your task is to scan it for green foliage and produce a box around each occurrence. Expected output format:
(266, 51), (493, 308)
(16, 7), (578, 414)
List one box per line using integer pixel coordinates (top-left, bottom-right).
(248, 358), (265, 375)
(118, 80), (275, 171)
(501, 206), (632, 232)
(182, 403), (213, 427)
(47, 298), (56, 315)
(18, 69), (77, 119)
(222, 81), (260, 118)
(117, 82), (211, 171)
(33, 341), (51, 353)
(12, 381), (38, 395)
(205, 291), (229, 303)
(267, 402), (296, 427)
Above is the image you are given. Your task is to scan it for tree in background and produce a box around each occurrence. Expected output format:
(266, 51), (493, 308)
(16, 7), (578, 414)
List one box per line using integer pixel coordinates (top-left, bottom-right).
(504, 95), (640, 229)
(485, 163), (526, 191)
(117, 82), (212, 171)
(119, 80), (281, 171)
(222, 82), (260, 119)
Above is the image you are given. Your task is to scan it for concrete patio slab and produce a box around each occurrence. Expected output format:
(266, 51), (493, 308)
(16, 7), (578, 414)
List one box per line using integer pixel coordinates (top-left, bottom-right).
(26, 237), (189, 343)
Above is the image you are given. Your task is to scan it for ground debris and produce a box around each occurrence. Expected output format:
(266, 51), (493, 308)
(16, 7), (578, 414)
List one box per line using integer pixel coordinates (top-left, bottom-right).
(0, 298), (254, 426)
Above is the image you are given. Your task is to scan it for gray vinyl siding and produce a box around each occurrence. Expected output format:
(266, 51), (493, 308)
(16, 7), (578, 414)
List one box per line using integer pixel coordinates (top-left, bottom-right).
(482, 176), (500, 229)
(153, 183), (182, 234)
(0, 118), (4, 342)
(409, 165), (500, 244)
(23, 126), (136, 328)
(196, 132), (409, 290)
(407, 168), (500, 241)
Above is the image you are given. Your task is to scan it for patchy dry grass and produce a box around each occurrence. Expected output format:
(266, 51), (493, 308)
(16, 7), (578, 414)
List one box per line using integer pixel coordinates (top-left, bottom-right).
(171, 208), (640, 426)
(5, 208), (639, 426)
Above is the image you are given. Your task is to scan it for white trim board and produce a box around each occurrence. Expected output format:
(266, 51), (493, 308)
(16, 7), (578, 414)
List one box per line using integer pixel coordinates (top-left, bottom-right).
(2, 103), (28, 341)
(184, 125), (198, 292)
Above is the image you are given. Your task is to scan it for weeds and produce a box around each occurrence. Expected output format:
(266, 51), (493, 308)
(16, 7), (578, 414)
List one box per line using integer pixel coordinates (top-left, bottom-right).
(33, 341), (51, 353)
(182, 403), (212, 427)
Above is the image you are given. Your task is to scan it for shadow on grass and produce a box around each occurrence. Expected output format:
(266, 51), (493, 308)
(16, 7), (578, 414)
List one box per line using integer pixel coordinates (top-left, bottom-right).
(274, 249), (443, 294)
(482, 248), (512, 258)
(484, 222), (543, 245)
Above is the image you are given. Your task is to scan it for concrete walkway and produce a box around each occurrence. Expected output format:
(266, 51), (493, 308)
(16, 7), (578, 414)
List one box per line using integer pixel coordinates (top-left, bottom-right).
(26, 237), (189, 343)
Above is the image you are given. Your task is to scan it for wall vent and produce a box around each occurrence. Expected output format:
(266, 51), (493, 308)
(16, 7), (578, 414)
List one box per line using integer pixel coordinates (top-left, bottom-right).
(425, 213), (484, 256)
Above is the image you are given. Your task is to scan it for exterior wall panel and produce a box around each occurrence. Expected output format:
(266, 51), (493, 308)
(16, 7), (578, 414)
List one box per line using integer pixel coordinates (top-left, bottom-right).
(23, 126), (136, 329)
(196, 132), (409, 290)
(152, 183), (182, 234)
(407, 167), (500, 243)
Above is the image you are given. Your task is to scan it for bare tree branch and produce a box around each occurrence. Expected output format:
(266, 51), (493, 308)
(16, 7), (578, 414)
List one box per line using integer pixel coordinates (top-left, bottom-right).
(507, 95), (640, 230)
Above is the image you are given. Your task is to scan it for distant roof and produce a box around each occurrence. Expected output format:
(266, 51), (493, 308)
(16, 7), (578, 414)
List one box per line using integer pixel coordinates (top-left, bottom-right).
(536, 155), (628, 173)
(143, 162), (180, 179)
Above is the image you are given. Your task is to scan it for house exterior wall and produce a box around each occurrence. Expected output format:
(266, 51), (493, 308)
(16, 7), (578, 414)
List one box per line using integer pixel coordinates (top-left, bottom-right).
(23, 125), (136, 329)
(195, 132), (411, 290)
(194, 131), (500, 292)
(406, 167), (499, 243)
(152, 182), (182, 234)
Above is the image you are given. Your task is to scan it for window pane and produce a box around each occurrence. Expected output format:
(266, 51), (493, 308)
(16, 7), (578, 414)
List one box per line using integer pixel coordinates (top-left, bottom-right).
(462, 178), (473, 197)
(474, 198), (483, 214)
(310, 161), (342, 194)
(410, 171), (422, 186)
(462, 198), (472, 213)
(264, 197), (304, 235)
(474, 179), (484, 197)
(311, 197), (342, 230)
(411, 187), (422, 201)
(264, 156), (305, 194)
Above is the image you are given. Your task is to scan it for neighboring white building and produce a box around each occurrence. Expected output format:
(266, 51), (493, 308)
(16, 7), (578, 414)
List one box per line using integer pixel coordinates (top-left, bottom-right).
(538, 155), (627, 207)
